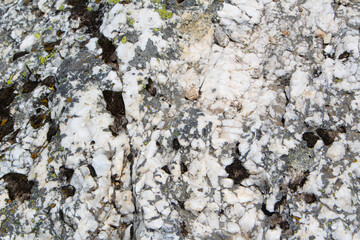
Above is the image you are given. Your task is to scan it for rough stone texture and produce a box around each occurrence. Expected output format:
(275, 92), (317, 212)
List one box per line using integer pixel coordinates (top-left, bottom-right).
(1, 0), (360, 239)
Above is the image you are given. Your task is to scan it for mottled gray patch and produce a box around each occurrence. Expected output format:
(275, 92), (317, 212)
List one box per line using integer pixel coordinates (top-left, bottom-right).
(57, 51), (101, 79)
(287, 147), (316, 172)
(163, 47), (180, 59)
(202, 122), (213, 137)
(129, 39), (159, 69)
(125, 31), (139, 43)
(161, 25), (175, 40)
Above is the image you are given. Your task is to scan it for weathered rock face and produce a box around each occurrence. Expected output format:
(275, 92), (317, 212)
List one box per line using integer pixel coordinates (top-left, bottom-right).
(1, 0), (360, 239)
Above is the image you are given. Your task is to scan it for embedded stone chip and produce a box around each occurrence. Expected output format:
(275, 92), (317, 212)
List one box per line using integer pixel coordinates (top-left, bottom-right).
(326, 142), (346, 161)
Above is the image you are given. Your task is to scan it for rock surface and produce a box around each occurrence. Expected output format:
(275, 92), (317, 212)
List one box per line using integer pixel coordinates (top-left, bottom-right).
(1, 0), (360, 239)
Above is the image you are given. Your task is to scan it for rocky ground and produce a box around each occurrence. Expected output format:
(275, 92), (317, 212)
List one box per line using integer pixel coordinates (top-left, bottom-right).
(1, 0), (360, 239)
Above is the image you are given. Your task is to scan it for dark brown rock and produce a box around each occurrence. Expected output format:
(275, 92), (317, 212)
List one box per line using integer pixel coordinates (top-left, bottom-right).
(1, 173), (34, 202)
(12, 51), (29, 62)
(302, 132), (320, 148)
(0, 86), (17, 110)
(161, 165), (171, 174)
(0, 117), (14, 142)
(337, 125), (346, 133)
(289, 171), (309, 192)
(43, 40), (61, 53)
(88, 164), (97, 177)
(338, 51), (350, 60)
(279, 221), (289, 230)
(102, 90), (126, 118)
(98, 35), (117, 65)
(146, 77), (156, 96)
(172, 138), (181, 151)
(180, 161), (188, 174)
(22, 81), (39, 93)
(59, 166), (74, 182)
(29, 113), (47, 129)
(61, 185), (76, 197)
(42, 76), (56, 88)
(225, 159), (249, 184)
(316, 128), (337, 146)
(0, 86), (17, 141)
(303, 193), (317, 204)
(47, 120), (59, 142)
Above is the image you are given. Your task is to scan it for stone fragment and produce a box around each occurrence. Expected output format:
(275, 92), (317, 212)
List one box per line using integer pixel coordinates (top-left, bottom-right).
(61, 185), (76, 197)
(29, 112), (47, 129)
(1, 173), (34, 202)
(316, 128), (337, 146)
(22, 81), (39, 93)
(302, 132), (320, 148)
(146, 77), (156, 96)
(180, 161), (188, 174)
(225, 160), (249, 184)
(214, 26), (229, 48)
(289, 171), (309, 192)
(12, 51), (29, 62)
(323, 33), (332, 44)
(59, 165), (74, 182)
(42, 40), (61, 53)
(338, 51), (350, 60)
(47, 120), (59, 142)
(172, 138), (181, 151)
(303, 193), (317, 204)
(185, 83), (199, 100)
(103, 90), (127, 135)
(326, 142), (346, 161)
(185, 197), (208, 212)
(103, 90), (126, 118)
(0, 85), (16, 140)
(227, 222), (240, 233)
(314, 29), (325, 38)
(87, 164), (97, 177)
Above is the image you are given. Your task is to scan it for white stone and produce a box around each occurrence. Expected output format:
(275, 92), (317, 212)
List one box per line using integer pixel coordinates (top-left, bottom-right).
(115, 190), (135, 215)
(92, 152), (111, 177)
(220, 178), (234, 188)
(265, 227), (281, 240)
(104, 212), (120, 227)
(20, 34), (37, 51)
(185, 197), (208, 212)
(218, 4), (243, 23)
(265, 195), (277, 213)
(86, 38), (99, 51)
(326, 142), (346, 161)
(334, 185), (354, 213)
(227, 222), (240, 234)
(222, 189), (239, 205)
(145, 218), (164, 230)
(289, 70), (309, 100)
(235, 186), (256, 203)
(332, 220), (352, 240)
(155, 200), (169, 213)
(143, 205), (159, 220)
(232, 203), (245, 218)
(323, 33), (332, 44)
(238, 208), (257, 233)
(207, 211), (220, 229)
